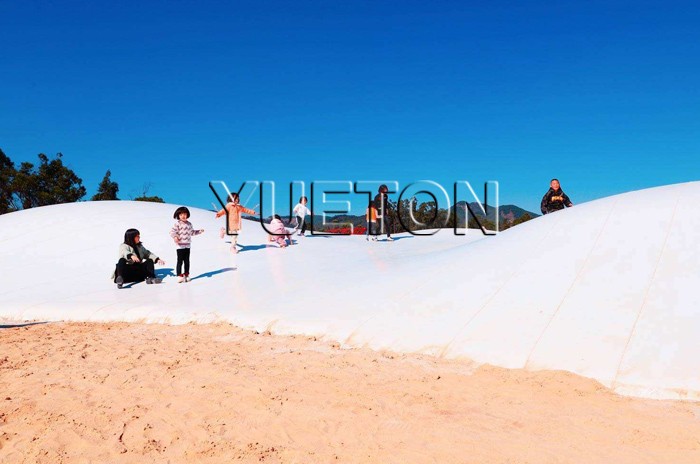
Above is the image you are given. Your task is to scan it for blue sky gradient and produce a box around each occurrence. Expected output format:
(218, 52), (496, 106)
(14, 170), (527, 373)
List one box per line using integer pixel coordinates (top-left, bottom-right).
(1, 1), (699, 215)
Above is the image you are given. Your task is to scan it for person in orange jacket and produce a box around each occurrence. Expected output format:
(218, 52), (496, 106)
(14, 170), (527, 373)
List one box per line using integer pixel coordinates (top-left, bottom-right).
(216, 192), (257, 253)
(366, 200), (378, 241)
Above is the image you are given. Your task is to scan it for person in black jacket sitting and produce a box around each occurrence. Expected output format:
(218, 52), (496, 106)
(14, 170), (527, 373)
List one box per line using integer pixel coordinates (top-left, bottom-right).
(541, 179), (573, 215)
(112, 228), (165, 288)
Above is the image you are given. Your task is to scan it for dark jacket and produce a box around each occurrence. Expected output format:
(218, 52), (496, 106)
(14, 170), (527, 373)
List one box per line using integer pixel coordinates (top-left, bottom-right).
(541, 188), (573, 214)
(373, 193), (390, 217)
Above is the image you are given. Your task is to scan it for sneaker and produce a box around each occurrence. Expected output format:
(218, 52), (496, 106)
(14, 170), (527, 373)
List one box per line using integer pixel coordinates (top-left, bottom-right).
(178, 275), (185, 283)
(387, 236), (394, 241)
(146, 277), (163, 284)
(185, 276), (191, 282)
(231, 247), (239, 254)
(116, 276), (124, 289)
(145, 277), (153, 284)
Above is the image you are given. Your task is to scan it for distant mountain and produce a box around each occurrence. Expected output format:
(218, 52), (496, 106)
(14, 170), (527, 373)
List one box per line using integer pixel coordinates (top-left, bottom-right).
(454, 202), (539, 225)
(259, 202), (538, 231)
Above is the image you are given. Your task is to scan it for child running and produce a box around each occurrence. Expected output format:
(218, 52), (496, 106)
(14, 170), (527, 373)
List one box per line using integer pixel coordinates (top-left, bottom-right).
(268, 214), (293, 248)
(292, 196), (311, 236)
(216, 193), (257, 253)
(170, 206), (204, 283)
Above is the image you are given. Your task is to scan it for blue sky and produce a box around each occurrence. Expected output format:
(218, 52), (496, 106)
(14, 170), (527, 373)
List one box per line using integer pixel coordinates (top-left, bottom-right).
(1, 0), (699, 215)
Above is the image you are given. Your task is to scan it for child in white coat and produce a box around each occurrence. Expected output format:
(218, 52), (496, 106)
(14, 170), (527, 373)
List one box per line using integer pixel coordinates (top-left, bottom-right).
(292, 196), (311, 236)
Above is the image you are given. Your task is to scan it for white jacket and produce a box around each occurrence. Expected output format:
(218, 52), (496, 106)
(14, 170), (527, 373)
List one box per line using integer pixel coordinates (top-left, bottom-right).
(293, 203), (311, 218)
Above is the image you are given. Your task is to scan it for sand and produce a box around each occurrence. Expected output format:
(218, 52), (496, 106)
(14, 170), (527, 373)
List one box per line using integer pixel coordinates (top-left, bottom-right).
(1, 322), (699, 463)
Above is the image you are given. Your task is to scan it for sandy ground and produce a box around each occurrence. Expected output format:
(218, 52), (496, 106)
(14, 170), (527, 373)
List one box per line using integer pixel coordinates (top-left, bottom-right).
(1, 322), (699, 463)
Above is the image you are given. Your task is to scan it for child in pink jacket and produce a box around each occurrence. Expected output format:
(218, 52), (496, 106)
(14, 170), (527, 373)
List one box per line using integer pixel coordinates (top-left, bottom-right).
(268, 214), (293, 248)
(215, 192), (257, 253)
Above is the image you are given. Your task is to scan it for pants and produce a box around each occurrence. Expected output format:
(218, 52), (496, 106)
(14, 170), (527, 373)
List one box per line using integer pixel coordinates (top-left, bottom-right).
(176, 248), (191, 276)
(366, 220), (378, 236)
(271, 233), (291, 245)
(378, 215), (393, 237)
(114, 258), (155, 283)
(296, 215), (307, 234)
(229, 229), (239, 249)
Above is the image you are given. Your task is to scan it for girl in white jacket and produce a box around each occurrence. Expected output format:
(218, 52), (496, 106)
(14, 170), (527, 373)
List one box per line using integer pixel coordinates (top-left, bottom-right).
(292, 196), (311, 236)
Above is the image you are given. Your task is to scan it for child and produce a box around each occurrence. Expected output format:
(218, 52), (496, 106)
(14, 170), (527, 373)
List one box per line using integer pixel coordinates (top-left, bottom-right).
(540, 178), (574, 215)
(268, 214), (293, 247)
(170, 206), (204, 283)
(215, 193), (257, 253)
(292, 196), (311, 236)
(374, 184), (394, 241)
(366, 200), (378, 241)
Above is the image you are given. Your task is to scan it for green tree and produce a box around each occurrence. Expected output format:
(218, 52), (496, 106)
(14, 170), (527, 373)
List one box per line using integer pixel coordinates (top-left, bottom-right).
(134, 195), (165, 203)
(510, 213), (533, 227)
(12, 153), (86, 209)
(91, 170), (119, 201)
(0, 148), (17, 214)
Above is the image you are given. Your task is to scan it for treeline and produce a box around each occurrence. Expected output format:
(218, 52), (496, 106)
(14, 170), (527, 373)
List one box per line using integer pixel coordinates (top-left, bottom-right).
(0, 148), (164, 215)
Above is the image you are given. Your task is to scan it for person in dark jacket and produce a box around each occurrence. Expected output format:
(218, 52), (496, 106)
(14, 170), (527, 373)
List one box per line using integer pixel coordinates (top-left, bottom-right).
(541, 178), (573, 215)
(112, 228), (165, 288)
(373, 184), (394, 241)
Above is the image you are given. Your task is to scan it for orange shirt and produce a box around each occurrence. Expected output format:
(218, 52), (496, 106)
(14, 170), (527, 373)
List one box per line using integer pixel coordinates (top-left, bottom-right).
(216, 203), (256, 231)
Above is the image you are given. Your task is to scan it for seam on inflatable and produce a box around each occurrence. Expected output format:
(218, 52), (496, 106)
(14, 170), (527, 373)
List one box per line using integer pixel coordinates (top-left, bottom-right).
(523, 200), (619, 369)
(611, 194), (681, 389)
(438, 213), (566, 358)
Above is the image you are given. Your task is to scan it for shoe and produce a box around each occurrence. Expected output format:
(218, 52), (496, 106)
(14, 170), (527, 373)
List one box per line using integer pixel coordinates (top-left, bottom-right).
(387, 236), (394, 241)
(372, 236), (378, 241)
(146, 277), (162, 284)
(145, 277), (153, 284)
(185, 274), (191, 282)
(178, 275), (185, 283)
(231, 247), (239, 254)
(116, 276), (124, 289)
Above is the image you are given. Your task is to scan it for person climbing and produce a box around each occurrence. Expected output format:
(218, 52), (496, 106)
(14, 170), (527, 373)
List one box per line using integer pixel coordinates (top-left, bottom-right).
(268, 214), (293, 247)
(540, 178), (573, 215)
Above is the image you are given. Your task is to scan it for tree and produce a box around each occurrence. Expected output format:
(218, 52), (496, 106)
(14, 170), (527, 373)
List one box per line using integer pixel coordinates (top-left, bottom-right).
(0, 148), (16, 214)
(12, 153), (85, 209)
(91, 170), (119, 201)
(132, 182), (165, 203)
(510, 213), (533, 227)
(134, 195), (165, 203)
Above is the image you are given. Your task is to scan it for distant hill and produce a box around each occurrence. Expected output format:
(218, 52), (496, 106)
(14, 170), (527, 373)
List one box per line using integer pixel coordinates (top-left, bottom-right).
(257, 202), (538, 231)
(454, 202), (539, 226)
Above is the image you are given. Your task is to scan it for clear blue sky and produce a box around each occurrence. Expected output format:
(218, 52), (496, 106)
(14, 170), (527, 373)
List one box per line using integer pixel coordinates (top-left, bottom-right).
(1, 0), (699, 215)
